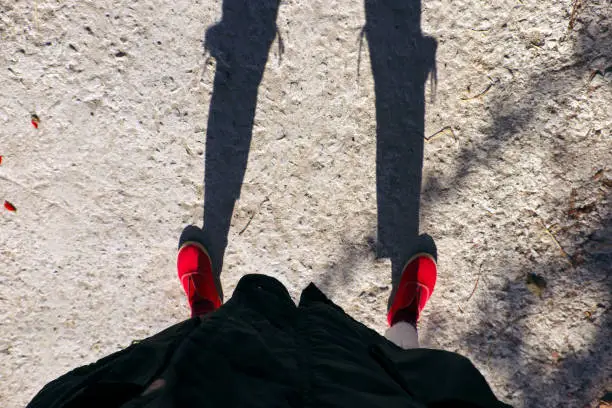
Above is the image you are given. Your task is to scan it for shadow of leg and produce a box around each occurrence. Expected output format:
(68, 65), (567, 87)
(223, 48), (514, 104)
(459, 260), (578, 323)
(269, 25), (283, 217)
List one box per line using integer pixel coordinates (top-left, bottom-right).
(201, 0), (281, 289)
(364, 0), (437, 306)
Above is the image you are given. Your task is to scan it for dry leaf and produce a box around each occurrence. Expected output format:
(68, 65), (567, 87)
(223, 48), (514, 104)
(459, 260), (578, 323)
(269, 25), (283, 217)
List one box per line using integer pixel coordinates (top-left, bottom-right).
(526, 273), (547, 298)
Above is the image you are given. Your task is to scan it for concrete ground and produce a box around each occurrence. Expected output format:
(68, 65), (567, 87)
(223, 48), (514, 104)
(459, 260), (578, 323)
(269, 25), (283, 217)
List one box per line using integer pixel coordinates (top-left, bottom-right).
(1, 0), (610, 407)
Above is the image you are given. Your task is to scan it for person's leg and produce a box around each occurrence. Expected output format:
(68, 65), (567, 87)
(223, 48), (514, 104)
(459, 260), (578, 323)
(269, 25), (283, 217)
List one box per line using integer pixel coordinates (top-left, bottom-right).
(385, 321), (419, 349)
(386, 253), (437, 349)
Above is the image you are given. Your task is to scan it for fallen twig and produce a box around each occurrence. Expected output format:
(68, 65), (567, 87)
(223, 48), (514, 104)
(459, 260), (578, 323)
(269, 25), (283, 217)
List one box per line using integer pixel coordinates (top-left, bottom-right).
(568, 188), (577, 217)
(458, 263), (483, 312)
(540, 220), (573, 267)
(356, 27), (366, 81)
(592, 168), (605, 180)
(460, 80), (496, 100)
(568, 0), (584, 30)
(464, 264), (482, 303)
(525, 209), (573, 267)
(276, 28), (285, 65)
(425, 126), (457, 143)
(238, 196), (270, 235)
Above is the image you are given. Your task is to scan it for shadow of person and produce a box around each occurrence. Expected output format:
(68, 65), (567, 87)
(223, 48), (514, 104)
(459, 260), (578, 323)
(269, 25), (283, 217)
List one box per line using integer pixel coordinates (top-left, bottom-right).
(200, 0), (281, 295)
(364, 0), (437, 305)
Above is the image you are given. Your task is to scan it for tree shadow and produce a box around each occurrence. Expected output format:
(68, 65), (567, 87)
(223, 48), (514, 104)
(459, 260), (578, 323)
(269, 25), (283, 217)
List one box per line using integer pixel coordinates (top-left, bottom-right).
(315, 231), (378, 298)
(419, 1), (611, 405)
(200, 0), (281, 297)
(461, 211), (611, 406)
(422, 0), (610, 203)
(364, 0), (437, 305)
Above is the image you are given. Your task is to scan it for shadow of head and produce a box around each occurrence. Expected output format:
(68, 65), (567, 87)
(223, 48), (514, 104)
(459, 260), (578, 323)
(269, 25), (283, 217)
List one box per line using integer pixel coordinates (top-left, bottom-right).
(364, 0), (437, 91)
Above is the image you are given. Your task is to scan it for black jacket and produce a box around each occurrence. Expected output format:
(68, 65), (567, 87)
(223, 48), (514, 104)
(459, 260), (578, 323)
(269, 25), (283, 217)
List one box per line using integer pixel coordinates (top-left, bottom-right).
(28, 274), (511, 408)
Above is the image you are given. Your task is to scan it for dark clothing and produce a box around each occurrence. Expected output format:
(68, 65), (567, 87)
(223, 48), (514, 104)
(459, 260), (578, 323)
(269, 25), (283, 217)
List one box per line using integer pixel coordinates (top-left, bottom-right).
(28, 274), (511, 408)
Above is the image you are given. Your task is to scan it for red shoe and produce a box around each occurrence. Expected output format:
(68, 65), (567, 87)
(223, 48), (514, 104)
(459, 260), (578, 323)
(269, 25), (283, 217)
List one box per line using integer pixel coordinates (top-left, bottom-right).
(177, 241), (222, 317)
(387, 253), (437, 327)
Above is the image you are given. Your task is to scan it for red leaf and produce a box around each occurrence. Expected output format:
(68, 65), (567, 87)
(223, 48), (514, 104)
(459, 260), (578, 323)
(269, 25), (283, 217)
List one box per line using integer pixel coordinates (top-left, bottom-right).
(4, 201), (16, 212)
(0, 155), (3, 165)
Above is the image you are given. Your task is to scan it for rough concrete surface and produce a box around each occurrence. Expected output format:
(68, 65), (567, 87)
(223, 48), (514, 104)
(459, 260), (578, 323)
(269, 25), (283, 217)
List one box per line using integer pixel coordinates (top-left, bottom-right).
(1, 0), (610, 407)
